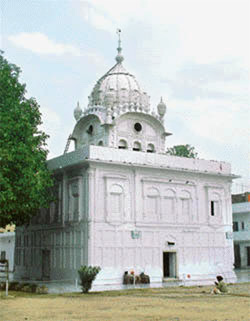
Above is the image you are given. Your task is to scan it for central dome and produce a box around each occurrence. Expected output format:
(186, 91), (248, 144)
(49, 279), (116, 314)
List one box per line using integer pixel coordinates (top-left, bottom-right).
(88, 51), (150, 113)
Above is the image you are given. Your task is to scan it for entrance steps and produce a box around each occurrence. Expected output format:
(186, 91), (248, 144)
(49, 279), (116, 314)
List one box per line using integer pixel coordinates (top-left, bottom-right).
(163, 278), (182, 287)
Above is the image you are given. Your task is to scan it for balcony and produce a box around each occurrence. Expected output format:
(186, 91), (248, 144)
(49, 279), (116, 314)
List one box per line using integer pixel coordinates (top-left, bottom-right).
(233, 231), (250, 242)
(232, 202), (250, 214)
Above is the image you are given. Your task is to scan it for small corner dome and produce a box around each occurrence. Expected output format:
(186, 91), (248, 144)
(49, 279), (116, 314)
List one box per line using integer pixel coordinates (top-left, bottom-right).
(74, 102), (82, 121)
(157, 97), (166, 117)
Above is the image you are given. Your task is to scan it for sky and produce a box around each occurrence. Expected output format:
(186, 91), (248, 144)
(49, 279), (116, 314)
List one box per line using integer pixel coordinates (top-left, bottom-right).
(1, 0), (249, 193)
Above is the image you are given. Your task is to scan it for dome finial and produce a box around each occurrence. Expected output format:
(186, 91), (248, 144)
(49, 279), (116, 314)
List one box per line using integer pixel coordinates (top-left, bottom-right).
(115, 28), (124, 63)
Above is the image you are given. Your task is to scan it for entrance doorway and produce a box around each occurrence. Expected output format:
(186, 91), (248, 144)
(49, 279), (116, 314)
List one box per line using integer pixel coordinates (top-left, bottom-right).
(247, 247), (250, 266)
(163, 252), (177, 278)
(42, 250), (50, 280)
(234, 244), (241, 268)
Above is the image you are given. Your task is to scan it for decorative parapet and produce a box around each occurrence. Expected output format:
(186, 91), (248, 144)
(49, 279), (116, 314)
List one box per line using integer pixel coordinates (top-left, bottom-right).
(47, 148), (89, 170)
(48, 145), (236, 178)
(81, 103), (163, 124)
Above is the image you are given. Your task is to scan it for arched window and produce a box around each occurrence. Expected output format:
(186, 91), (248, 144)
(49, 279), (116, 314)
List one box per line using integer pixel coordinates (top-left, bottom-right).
(144, 187), (160, 220)
(107, 184), (124, 222)
(133, 141), (141, 151)
(98, 140), (103, 146)
(147, 143), (155, 153)
(210, 193), (221, 217)
(162, 189), (176, 222)
(118, 139), (127, 149)
(87, 125), (93, 135)
(179, 190), (192, 223)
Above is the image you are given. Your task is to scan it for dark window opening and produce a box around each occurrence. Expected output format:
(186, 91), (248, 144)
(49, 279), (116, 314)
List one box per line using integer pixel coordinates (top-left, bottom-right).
(233, 221), (239, 232)
(133, 142), (141, 151)
(87, 125), (93, 135)
(147, 144), (155, 153)
(242, 222), (245, 230)
(211, 201), (215, 216)
(1, 251), (6, 260)
(247, 247), (250, 266)
(234, 244), (241, 268)
(98, 141), (103, 146)
(134, 123), (142, 132)
(118, 140), (127, 149)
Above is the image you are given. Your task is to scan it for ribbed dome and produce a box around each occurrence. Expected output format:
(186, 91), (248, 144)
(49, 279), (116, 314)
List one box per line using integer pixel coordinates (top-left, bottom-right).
(88, 61), (150, 112)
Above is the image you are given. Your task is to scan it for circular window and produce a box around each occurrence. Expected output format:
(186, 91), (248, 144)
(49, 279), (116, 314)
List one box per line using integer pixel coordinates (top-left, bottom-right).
(134, 123), (142, 132)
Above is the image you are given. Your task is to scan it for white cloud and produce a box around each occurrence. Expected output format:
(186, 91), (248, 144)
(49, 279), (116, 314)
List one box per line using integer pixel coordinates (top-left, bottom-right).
(39, 106), (63, 158)
(8, 32), (81, 56)
(40, 106), (61, 133)
(79, 0), (250, 66)
(168, 97), (249, 147)
(79, 1), (116, 33)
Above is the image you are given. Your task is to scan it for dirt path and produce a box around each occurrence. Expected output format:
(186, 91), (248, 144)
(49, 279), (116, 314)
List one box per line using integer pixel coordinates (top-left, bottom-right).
(1, 284), (249, 321)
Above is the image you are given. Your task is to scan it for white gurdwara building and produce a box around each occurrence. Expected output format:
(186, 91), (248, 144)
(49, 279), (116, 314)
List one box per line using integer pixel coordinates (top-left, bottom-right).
(15, 35), (237, 288)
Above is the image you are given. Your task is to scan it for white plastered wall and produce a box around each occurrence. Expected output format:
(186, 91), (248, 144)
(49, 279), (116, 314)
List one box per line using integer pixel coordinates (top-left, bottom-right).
(88, 162), (235, 287)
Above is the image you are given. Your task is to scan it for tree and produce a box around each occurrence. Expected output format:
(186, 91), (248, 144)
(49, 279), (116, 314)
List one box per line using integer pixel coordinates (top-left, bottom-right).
(0, 51), (53, 227)
(78, 266), (101, 293)
(166, 144), (198, 158)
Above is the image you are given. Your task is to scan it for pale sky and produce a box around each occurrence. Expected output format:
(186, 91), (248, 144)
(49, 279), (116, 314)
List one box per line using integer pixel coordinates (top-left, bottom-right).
(1, 0), (249, 193)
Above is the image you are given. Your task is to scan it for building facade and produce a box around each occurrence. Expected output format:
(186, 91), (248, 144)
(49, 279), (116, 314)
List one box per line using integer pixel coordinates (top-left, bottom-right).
(14, 35), (237, 287)
(0, 232), (15, 281)
(232, 193), (250, 269)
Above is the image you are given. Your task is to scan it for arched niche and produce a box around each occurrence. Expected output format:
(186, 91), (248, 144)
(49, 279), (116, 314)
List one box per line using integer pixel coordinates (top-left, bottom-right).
(179, 190), (192, 224)
(98, 140), (104, 146)
(161, 189), (176, 222)
(144, 187), (160, 221)
(147, 143), (155, 153)
(71, 114), (103, 149)
(209, 192), (221, 218)
(118, 139), (127, 149)
(107, 184), (124, 222)
(133, 141), (141, 151)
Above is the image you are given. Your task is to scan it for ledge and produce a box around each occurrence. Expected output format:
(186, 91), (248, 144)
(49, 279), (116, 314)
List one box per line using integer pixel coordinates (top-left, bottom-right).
(48, 145), (238, 179)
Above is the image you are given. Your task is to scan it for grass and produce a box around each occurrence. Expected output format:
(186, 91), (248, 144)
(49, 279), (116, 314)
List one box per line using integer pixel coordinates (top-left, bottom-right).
(0, 283), (249, 321)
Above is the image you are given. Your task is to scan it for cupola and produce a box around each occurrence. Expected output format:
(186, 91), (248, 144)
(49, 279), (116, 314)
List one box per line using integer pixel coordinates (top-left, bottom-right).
(67, 30), (172, 155)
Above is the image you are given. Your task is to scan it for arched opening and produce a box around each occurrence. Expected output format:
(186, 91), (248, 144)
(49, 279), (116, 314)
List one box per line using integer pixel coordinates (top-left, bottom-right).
(118, 139), (127, 149)
(133, 141), (141, 151)
(98, 140), (103, 146)
(147, 143), (155, 153)
(87, 125), (93, 135)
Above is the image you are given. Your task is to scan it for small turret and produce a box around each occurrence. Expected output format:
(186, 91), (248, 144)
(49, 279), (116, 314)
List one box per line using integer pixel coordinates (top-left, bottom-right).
(74, 101), (82, 121)
(157, 97), (166, 118)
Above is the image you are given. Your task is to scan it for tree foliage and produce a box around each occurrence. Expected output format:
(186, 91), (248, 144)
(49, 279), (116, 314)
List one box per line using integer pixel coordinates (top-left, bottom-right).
(0, 51), (53, 227)
(166, 144), (198, 158)
(78, 266), (101, 293)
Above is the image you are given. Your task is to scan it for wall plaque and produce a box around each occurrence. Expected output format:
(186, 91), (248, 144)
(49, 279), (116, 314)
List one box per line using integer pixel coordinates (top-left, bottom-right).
(131, 230), (141, 239)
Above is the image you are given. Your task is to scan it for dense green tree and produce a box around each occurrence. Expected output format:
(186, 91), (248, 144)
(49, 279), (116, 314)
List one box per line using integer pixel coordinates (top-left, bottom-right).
(0, 51), (53, 227)
(166, 144), (198, 158)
